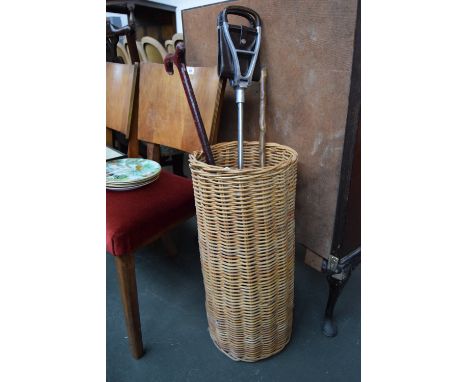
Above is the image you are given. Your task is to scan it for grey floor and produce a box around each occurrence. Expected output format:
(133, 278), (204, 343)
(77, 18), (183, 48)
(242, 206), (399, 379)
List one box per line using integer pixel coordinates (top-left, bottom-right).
(107, 218), (360, 382)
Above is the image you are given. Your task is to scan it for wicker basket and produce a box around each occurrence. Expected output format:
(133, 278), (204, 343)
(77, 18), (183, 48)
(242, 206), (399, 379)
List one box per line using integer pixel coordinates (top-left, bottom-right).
(189, 141), (298, 362)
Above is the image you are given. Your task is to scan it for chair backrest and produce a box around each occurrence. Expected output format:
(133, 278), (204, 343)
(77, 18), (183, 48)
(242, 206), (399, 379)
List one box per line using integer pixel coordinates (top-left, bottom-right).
(106, 62), (138, 138)
(141, 36), (167, 63)
(116, 42), (130, 64)
(172, 33), (184, 45)
(164, 39), (175, 54)
(138, 62), (225, 153)
(136, 41), (147, 63)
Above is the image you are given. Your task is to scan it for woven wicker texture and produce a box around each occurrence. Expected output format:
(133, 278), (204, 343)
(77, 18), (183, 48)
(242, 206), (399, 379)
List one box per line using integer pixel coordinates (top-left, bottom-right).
(189, 141), (298, 362)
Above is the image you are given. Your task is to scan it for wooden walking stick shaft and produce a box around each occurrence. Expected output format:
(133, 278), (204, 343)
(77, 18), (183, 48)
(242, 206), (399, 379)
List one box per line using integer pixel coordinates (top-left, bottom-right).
(259, 67), (267, 167)
(164, 42), (215, 165)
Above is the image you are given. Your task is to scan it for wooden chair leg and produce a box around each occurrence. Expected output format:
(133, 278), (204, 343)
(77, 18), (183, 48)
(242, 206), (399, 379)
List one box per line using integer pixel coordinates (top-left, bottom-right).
(146, 143), (161, 162)
(114, 254), (144, 359)
(172, 153), (185, 177)
(106, 128), (113, 147)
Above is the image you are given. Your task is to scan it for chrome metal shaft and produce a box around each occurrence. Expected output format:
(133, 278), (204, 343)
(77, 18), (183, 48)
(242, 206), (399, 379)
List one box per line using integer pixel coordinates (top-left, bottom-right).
(236, 88), (245, 169)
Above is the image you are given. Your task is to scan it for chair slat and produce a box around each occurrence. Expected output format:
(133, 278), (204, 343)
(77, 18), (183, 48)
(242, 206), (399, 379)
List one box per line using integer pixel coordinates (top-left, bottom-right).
(106, 62), (138, 138)
(138, 62), (225, 153)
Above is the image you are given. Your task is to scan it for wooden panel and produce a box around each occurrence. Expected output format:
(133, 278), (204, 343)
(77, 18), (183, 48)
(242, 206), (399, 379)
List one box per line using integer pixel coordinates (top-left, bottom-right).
(106, 62), (137, 137)
(133, 7), (176, 42)
(137, 62), (225, 153)
(182, 0), (358, 257)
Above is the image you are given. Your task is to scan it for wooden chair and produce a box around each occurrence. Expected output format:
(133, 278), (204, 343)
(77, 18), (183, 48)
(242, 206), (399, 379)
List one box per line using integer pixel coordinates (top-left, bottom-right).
(136, 41), (148, 63)
(165, 33), (183, 54)
(113, 38), (180, 172)
(172, 32), (183, 45)
(123, 37), (130, 61)
(106, 62), (137, 149)
(116, 42), (131, 64)
(123, 37), (147, 63)
(140, 36), (167, 63)
(164, 39), (175, 54)
(106, 62), (225, 359)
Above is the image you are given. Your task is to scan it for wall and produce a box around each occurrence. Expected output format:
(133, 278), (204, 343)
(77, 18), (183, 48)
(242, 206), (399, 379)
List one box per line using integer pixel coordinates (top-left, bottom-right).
(153, 0), (228, 32)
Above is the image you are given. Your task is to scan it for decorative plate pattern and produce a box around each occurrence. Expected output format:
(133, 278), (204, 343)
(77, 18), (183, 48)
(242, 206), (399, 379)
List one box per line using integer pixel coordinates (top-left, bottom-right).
(106, 159), (161, 184)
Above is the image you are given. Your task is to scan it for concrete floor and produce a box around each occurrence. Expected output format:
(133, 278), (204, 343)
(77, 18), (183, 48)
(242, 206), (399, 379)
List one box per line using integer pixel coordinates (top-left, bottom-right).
(107, 218), (360, 382)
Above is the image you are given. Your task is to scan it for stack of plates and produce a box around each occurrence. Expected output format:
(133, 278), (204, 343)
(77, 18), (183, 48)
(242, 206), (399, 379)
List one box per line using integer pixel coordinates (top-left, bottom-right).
(106, 158), (161, 191)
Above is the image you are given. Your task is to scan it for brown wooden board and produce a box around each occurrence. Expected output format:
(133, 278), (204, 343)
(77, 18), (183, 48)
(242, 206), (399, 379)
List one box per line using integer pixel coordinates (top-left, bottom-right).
(137, 63), (225, 153)
(106, 62), (138, 137)
(182, 0), (359, 258)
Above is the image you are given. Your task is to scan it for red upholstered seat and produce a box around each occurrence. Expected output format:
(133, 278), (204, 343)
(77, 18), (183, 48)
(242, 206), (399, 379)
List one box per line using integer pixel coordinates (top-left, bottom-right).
(106, 170), (195, 256)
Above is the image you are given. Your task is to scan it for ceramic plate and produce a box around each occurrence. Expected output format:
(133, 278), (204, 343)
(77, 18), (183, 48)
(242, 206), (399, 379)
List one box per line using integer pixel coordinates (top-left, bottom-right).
(107, 174), (159, 188)
(106, 173), (159, 186)
(106, 175), (159, 191)
(106, 159), (161, 184)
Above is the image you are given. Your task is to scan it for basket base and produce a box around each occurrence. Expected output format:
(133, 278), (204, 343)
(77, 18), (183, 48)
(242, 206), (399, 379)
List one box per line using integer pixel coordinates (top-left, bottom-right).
(208, 329), (292, 362)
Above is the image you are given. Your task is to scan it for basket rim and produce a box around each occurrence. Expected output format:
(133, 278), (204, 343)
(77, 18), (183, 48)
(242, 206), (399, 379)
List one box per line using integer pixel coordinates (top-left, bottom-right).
(189, 141), (298, 176)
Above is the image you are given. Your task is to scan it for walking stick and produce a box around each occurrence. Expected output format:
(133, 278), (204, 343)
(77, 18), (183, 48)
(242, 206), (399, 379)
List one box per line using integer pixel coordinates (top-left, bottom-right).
(217, 6), (262, 169)
(164, 42), (215, 165)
